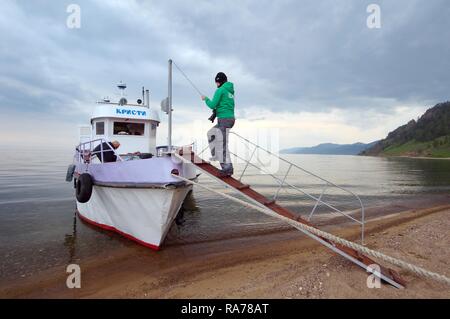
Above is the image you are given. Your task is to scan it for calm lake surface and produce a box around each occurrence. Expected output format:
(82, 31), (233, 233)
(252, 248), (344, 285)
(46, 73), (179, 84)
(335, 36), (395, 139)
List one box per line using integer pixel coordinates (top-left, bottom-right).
(0, 146), (449, 283)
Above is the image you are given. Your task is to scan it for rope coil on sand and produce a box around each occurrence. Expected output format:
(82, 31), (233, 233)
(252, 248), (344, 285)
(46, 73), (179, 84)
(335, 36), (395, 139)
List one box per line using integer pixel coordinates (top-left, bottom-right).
(173, 174), (450, 286)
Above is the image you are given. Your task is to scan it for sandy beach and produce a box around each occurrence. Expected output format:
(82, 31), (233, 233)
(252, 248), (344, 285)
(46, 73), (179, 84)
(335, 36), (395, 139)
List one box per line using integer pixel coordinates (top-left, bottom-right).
(1, 204), (449, 299)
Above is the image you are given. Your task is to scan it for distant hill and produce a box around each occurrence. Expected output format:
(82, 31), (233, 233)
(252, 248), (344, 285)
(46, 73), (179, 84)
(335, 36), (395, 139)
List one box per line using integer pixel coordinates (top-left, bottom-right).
(281, 141), (377, 155)
(360, 102), (450, 158)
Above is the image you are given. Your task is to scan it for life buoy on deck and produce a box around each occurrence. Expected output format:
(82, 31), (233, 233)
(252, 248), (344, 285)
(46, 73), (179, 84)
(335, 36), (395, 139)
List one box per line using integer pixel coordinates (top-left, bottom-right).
(76, 173), (93, 203)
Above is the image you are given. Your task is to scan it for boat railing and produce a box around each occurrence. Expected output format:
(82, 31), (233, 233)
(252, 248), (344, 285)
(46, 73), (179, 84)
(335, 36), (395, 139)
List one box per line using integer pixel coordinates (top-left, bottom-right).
(75, 138), (124, 164)
(156, 145), (180, 157)
(225, 131), (365, 244)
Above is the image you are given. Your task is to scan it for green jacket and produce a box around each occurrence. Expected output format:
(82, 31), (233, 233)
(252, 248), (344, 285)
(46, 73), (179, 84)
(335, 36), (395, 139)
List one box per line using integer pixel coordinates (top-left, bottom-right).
(204, 82), (235, 119)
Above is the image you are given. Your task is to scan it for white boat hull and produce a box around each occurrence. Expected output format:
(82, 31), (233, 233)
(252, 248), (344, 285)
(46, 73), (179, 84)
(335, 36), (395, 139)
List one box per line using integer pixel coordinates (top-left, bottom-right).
(76, 184), (192, 250)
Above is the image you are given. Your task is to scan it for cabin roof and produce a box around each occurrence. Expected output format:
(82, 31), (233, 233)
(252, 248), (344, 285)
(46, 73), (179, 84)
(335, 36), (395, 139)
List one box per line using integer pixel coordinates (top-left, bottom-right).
(92, 104), (160, 123)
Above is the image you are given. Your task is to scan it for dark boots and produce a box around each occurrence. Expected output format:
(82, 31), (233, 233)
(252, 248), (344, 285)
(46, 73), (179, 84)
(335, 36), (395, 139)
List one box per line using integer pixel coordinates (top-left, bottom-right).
(219, 163), (233, 177)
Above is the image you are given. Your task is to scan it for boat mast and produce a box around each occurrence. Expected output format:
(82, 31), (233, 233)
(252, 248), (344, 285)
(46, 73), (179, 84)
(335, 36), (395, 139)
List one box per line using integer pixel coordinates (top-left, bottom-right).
(168, 59), (173, 152)
(145, 89), (150, 108)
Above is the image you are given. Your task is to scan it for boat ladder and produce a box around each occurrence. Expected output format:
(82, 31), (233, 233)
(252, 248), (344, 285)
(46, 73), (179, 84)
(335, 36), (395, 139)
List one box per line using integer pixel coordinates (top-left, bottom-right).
(174, 133), (406, 289)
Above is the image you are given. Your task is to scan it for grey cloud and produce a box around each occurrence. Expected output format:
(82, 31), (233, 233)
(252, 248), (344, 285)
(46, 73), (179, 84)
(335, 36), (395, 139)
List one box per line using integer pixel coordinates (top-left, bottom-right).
(0, 0), (449, 127)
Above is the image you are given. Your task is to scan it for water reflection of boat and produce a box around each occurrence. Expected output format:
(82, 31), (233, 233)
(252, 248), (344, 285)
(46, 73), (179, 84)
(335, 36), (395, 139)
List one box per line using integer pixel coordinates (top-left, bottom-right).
(63, 212), (78, 263)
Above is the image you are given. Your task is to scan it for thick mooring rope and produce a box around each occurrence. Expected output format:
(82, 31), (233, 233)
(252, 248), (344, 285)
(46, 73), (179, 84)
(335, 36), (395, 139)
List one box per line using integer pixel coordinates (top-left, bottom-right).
(173, 174), (450, 286)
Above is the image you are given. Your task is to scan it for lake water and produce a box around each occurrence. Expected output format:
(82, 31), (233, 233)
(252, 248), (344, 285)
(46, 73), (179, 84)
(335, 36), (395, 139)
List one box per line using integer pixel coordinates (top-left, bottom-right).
(0, 146), (449, 283)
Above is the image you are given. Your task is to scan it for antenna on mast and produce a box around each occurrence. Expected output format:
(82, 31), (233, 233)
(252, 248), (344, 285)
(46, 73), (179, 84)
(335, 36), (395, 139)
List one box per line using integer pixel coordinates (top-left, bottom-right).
(117, 81), (127, 96)
(117, 81), (128, 105)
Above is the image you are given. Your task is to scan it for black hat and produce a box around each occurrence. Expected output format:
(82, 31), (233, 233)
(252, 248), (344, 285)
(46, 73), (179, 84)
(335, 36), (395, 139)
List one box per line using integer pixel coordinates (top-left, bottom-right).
(215, 72), (227, 85)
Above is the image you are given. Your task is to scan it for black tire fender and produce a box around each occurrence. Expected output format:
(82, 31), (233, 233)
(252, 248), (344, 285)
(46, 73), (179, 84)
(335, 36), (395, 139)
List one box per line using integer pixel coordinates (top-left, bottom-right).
(76, 173), (93, 203)
(66, 164), (76, 182)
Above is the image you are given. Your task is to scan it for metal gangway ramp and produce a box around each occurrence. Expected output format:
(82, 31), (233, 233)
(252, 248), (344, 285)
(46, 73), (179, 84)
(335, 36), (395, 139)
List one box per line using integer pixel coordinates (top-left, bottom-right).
(174, 132), (406, 288)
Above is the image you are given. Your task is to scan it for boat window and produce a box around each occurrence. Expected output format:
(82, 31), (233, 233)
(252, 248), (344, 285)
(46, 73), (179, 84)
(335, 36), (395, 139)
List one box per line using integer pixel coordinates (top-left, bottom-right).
(113, 122), (145, 136)
(96, 122), (105, 135)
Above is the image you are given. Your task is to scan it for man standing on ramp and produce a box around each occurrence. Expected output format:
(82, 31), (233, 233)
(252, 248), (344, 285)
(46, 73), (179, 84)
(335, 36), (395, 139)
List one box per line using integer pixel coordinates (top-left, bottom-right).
(201, 72), (236, 176)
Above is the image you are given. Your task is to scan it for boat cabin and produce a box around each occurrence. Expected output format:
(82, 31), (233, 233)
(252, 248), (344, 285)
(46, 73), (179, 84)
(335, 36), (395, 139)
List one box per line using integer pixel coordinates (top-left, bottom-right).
(79, 83), (160, 155)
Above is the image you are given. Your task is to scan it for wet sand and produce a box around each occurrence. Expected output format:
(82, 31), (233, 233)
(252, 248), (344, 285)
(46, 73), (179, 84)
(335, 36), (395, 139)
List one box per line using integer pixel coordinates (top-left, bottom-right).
(1, 204), (449, 299)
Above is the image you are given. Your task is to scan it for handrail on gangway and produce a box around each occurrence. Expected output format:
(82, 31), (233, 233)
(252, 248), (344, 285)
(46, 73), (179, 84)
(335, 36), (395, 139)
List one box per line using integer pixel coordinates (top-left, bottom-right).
(217, 132), (365, 244)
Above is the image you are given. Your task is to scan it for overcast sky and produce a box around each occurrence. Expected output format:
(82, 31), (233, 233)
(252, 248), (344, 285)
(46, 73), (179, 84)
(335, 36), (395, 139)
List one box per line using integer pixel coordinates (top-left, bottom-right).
(0, 0), (449, 149)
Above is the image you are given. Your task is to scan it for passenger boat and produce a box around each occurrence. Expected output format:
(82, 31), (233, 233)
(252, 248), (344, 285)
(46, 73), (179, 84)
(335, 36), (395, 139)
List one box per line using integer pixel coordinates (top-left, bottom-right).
(67, 61), (196, 250)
